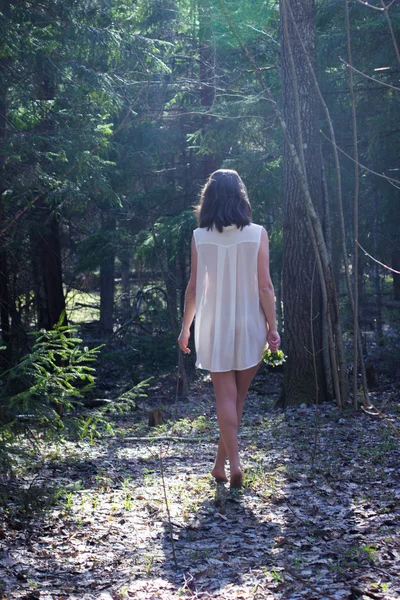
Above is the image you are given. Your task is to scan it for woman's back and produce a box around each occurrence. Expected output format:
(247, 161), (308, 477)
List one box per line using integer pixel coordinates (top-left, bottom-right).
(194, 223), (266, 372)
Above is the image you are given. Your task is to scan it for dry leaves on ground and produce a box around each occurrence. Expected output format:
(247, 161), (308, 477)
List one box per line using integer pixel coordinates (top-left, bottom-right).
(1, 371), (399, 600)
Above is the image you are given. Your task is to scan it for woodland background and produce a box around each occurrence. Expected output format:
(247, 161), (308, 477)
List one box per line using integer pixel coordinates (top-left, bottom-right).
(1, 1), (400, 599)
(0, 0), (399, 404)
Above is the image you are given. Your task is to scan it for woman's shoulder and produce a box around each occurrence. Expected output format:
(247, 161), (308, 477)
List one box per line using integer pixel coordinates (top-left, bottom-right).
(249, 222), (263, 231)
(194, 223), (264, 243)
(244, 222), (264, 240)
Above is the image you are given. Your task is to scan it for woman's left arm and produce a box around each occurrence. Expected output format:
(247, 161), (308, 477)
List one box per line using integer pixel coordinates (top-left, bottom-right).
(178, 235), (197, 354)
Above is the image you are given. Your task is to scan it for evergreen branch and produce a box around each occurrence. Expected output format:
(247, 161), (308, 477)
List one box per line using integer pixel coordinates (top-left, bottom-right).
(0, 110), (150, 239)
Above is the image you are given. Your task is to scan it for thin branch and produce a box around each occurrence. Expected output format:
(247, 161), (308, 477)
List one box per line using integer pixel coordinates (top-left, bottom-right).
(320, 131), (400, 190)
(361, 396), (400, 439)
(244, 24), (280, 47)
(0, 112), (19, 133)
(339, 58), (400, 91)
(355, 0), (396, 10)
(381, 0), (400, 65)
(357, 241), (400, 274)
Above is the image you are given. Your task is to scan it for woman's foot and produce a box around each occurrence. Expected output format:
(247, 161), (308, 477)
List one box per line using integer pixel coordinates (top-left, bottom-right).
(230, 468), (243, 489)
(212, 440), (228, 483)
(211, 466), (228, 483)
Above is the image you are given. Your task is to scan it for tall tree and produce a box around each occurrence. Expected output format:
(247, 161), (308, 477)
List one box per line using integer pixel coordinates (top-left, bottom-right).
(31, 51), (66, 330)
(280, 0), (328, 405)
(199, 0), (219, 177)
(0, 54), (10, 358)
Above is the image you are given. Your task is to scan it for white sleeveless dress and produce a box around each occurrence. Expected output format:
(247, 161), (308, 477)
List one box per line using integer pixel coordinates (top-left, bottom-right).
(194, 223), (267, 372)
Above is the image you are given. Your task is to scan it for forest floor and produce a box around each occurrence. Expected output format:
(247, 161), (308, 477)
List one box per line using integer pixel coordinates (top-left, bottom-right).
(1, 367), (400, 600)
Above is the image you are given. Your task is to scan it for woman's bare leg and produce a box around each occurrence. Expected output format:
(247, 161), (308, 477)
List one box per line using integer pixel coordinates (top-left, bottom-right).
(235, 363), (260, 425)
(210, 371), (242, 486)
(211, 364), (260, 485)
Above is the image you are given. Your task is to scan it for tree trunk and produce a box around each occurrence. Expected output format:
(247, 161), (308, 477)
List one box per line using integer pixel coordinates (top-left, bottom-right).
(99, 213), (115, 334)
(31, 53), (66, 330)
(275, 271), (283, 336)
(280, 0), (327, 405)
(199, 0), (218, 178)
(0, 58), (11, 359)
(31, 211), (66, 330)
(0, 250), (10, 348)
(120, 250), (131, 315)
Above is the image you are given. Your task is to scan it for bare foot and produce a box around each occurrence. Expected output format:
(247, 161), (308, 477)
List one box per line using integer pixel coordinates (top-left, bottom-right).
(230, 469), (243, 489)
(211, 467), (228, 483)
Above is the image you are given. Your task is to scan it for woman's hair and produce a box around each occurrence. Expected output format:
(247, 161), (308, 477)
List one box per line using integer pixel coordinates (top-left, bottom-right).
(195, 169), (252, 232)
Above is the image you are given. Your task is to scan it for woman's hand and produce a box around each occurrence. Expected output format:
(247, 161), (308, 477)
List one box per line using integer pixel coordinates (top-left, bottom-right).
(178, 328), (191, 354)
(267, 329), (280, 353)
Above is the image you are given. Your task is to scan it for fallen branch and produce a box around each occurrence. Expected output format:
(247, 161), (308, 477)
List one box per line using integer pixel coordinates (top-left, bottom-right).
(122, 435), (214, 443)
(361, 396), (400, 439)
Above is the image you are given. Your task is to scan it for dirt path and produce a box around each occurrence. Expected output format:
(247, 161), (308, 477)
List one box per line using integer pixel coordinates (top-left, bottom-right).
(1, 373), (400, 599)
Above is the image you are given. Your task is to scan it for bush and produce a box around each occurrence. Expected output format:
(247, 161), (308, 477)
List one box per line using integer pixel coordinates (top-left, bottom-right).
(0, 314), (102, 472)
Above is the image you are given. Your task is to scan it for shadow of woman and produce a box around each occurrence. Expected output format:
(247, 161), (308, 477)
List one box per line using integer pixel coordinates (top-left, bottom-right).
(159, 481), (283, 597)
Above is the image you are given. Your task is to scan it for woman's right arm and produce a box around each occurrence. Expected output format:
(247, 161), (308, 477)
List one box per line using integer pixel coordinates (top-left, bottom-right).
(257, 227), (280, 352)
(178, 235), (198, 354)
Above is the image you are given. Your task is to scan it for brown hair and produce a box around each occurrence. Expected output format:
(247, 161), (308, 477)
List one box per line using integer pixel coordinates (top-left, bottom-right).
(195, 169), (252, 232)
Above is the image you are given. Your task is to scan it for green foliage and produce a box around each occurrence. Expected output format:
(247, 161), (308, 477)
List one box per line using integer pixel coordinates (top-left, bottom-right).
(134, 332), (179, 370)
(111, 379), (152, 414)
(0, 314), (102, 470)
(137, 211), (197, 267)
(1, 0), (399, 386)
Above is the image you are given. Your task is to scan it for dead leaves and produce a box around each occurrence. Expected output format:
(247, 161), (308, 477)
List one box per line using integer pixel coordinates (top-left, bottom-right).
(0, 377), (399, 599)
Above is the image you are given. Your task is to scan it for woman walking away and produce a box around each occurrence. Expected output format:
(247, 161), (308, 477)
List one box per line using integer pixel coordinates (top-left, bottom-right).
(178, 169), (280, 489)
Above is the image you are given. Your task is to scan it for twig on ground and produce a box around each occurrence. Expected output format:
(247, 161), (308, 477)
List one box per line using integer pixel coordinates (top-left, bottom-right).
(361, 397), (400, 438)
(159, 446), (178, 570)
(284, 566), (338, 600)
(122, 435), (213, 443)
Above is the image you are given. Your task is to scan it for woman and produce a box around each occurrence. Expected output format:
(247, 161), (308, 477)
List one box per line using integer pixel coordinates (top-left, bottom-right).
(178, 169), (280, 488)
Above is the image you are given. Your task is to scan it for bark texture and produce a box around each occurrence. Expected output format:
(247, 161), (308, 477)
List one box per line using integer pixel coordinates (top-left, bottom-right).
(31, 211), (66, 330)
(99, 213), (116, 334)
(0, 58), (10, 353)
(31, 53), (66, 330)
(199, 0), (218, 178)
(280, 0), (327, 405)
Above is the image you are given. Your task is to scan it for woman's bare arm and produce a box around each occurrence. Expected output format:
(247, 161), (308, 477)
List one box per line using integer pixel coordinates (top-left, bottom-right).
(258, 227), (280, 351)
(178, 236), (197, 354)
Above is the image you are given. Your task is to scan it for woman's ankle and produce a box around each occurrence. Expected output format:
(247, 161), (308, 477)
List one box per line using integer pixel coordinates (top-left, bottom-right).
(211, 465), (228, 483)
